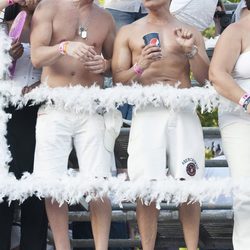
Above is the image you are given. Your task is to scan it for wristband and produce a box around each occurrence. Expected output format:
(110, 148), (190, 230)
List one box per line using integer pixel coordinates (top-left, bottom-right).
(59, 41), (68, 55)
(103, 59), (107, 73)
(185, 45), (198, 59)
(133, 63), (144, 76)
(242, 96), (250, 112)
(239, 93), (250, 106)
(7, 0), (14, 5)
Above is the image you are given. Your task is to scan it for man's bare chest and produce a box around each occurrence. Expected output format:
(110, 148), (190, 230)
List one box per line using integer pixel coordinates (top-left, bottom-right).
(51, 15), (108, 48)
(129, 27), (184, 57)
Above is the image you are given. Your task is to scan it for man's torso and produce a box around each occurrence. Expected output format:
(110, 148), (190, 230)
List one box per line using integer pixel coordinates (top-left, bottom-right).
(128, 17), (193, 87)
(41, 2), (110, 87)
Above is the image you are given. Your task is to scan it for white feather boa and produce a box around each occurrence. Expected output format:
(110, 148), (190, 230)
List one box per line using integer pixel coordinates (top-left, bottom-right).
(0, 27), (12, 79)
(1, 171), (250, 208)
(0, 81), (220, 113)
(0, 19), (244, 207)
(0, 100), (12, 176)
(0, 81), (246, 205)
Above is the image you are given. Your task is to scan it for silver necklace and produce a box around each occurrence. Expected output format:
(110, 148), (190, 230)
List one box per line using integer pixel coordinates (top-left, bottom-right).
(78, 6), (93, 40)
(79, 26), (88, 39)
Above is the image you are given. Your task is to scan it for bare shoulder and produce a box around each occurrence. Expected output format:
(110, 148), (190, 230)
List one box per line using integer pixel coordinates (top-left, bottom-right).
(34, 0), (57, 17)
(225, 22), (243, 35)
(219, 22), (242, 41)
(116, 23), (134, 40)
(118, 18), (144, 35)
(35, 0), (57, 10)
(94, 4), (114, 24)
(212, 22), (242, 59)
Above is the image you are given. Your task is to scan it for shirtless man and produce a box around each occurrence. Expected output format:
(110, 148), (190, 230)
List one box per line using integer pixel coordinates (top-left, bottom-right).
(30, 1), (116, 250)
(112, 0), (209, 249)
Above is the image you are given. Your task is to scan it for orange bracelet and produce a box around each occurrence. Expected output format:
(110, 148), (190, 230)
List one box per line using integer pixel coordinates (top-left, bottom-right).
(59, 41), (69, 55)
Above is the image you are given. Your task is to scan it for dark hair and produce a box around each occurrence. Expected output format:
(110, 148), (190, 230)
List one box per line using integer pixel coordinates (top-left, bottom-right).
(246, 0), (250, 10)
(4, 4), (21, 21)
(214, 0), (226, 18)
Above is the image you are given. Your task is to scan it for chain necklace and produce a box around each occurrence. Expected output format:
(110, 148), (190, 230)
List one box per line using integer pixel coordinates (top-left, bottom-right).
(78, 5), (93, 40)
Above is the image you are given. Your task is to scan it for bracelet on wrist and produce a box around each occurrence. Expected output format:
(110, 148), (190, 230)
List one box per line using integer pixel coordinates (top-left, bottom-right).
(133, 63), (144, 76)
(59, 41), (69, 55)
(185, 45), (198, 59)
(242, 95), (250, 112)
(7, 0), (14, 5)
(239, 93), (250, 106)
(103, 59), (107, 73)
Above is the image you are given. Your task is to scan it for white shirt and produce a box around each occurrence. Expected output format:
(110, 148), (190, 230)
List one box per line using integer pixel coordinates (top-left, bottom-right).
(104, 0), (217, 31)
(170, 0), (218, 31)
(233, 0), (247, 22)
(104, 0), (147, 13)
(13, 43), (41, 87)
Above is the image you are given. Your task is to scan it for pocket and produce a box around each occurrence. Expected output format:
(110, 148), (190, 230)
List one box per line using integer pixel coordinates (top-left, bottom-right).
(36, 108), (59, 137)
(103, 110), (123, 152)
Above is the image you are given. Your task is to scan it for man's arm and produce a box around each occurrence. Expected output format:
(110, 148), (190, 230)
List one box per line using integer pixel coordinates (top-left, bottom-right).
(175, 27), (210, 85)
(101, 13), (116, 76)
(189, 31), (210, 84)
(112, 25), (162, 85)
(30, 1), (61, 68)
(31, 1), (96, 68)
(111, 26), (133, 84)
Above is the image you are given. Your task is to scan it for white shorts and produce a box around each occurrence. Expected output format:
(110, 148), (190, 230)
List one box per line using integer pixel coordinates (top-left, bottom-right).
(128, 106), (205, 181)
(33, 105), (114, 178)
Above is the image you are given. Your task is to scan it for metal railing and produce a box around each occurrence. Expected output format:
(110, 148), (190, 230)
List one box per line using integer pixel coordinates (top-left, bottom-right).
(67, 127), (233, 249)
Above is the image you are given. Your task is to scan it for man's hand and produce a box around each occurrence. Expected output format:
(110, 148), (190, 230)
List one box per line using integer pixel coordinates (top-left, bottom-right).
(174, 28), (196, 54)
(22, 81), (40, 95)
(137, 44), (162, 70)
(9, 40), (24, 61)
(84, 55), (107, 74)
(65, 41), (97, 61)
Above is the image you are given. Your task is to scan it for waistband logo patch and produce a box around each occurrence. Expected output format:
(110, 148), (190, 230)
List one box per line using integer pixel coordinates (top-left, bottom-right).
(186, 163), (196, 176)
(182, 158), (198, 177)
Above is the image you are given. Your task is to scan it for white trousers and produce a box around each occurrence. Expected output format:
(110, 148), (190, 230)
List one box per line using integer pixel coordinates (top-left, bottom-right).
(128, 106), (205, 181)
(221, 122), (250, 250)
(33, 106), (117, 178)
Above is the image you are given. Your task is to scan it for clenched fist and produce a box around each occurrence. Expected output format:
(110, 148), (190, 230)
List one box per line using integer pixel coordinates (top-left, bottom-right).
(174, 27), (196, 54)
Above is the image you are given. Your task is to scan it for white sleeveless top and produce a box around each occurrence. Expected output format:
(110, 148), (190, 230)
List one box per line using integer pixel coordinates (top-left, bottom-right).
(13, 43), (41, 87)
(219, 51), (250, 128)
